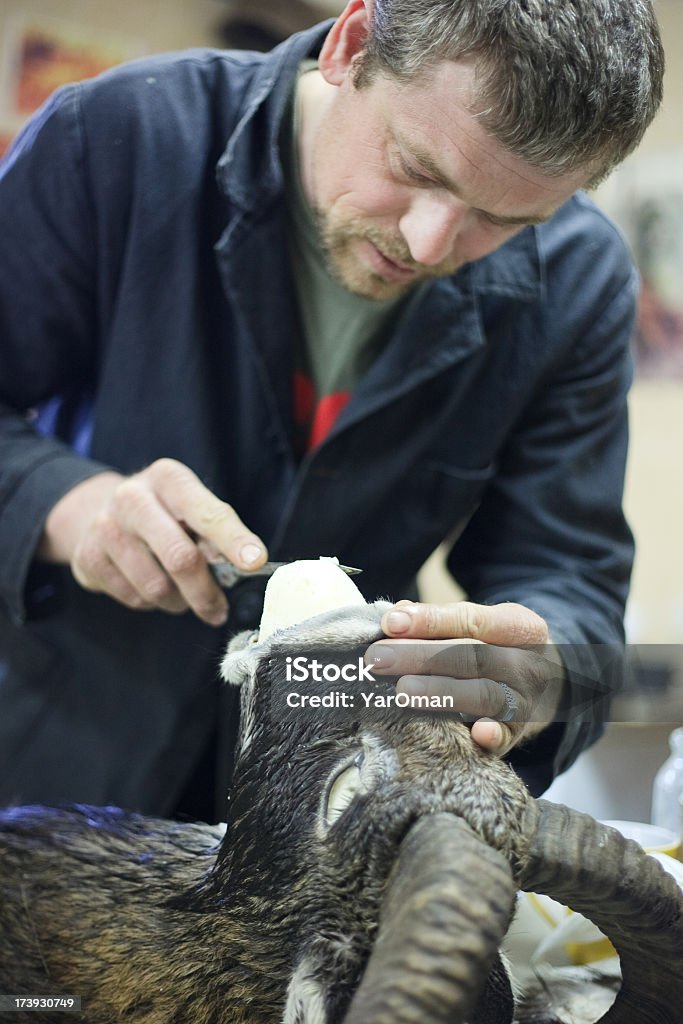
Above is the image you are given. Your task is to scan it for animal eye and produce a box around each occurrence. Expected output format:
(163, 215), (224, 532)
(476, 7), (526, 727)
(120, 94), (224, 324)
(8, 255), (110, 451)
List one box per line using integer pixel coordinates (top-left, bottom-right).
(324, 753), (365, 826)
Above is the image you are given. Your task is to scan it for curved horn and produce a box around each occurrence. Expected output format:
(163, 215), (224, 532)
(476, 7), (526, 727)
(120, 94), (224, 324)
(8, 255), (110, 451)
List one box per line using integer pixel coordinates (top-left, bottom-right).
(343, 812), (517, 1024)
(517, 799), (683, 1024)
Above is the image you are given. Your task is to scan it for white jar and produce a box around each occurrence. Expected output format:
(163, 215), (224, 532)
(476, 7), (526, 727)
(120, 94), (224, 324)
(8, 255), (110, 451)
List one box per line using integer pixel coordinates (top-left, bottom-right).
(651, 726), (683, 836)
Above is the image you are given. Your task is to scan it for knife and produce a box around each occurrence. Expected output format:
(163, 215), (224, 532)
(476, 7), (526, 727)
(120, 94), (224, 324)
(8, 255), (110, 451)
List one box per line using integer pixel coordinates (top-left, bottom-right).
(209, 560), (363, 589)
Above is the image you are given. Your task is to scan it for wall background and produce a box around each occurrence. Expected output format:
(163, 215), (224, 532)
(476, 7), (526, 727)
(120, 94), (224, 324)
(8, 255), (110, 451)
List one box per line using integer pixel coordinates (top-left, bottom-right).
(1, 0), (682, 818)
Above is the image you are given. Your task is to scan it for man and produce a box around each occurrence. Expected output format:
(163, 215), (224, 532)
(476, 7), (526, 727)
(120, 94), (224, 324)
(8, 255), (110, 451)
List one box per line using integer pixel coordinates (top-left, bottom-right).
(0, 1), (664, 821)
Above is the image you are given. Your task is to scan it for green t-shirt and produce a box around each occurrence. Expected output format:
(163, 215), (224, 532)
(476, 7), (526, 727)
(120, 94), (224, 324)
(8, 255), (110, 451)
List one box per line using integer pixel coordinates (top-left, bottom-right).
(284, 62), (405, 452)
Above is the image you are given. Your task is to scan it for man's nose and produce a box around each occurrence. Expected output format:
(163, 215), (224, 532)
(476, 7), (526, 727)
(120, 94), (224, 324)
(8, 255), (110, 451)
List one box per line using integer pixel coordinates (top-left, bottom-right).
(398, 194), (469, 267)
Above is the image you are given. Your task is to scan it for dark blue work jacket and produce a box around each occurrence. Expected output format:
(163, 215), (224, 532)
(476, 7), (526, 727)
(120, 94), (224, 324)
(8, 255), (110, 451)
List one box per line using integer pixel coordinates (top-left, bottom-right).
(0, 23), (635, 814)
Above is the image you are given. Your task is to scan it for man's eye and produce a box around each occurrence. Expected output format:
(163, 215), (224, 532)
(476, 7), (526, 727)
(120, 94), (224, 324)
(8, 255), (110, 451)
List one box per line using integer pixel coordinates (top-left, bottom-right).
(398, 157), (434, 186)
(478, 211), (520, 229)
(405, 167), (430, 184)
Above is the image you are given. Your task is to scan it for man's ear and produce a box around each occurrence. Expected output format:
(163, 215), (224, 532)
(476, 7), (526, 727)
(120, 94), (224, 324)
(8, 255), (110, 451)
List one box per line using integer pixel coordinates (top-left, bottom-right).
(318, 0), (371, 86)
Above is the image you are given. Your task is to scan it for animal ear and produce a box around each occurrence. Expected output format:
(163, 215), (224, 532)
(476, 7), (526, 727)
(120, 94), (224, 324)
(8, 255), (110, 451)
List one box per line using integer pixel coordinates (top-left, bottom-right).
(225, 628), (259, 655)
(221, 630), (261, 688)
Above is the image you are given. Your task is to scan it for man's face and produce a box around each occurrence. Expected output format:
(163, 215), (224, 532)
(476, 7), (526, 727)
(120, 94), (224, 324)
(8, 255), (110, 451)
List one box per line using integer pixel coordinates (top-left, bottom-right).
(302, 59), (590, 301)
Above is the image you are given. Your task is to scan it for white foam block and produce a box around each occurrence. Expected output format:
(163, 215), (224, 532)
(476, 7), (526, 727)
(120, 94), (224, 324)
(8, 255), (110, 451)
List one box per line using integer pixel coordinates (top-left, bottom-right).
(259, 557), (365, 639)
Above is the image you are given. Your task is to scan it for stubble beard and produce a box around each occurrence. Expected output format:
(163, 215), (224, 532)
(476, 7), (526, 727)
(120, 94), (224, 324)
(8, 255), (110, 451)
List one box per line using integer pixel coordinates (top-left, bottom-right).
(315, 209), (462, 302)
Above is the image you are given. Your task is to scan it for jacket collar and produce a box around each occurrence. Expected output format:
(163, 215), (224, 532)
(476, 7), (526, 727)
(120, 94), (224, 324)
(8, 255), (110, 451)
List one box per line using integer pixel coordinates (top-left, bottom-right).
(216, 21), (332, 211)
(470, 225), (544, 301)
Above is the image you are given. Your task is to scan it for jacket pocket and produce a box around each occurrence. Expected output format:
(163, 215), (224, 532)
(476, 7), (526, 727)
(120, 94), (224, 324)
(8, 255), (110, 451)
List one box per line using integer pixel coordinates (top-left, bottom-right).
(351, 459), (497, 572)
(405, 459), (497, 537)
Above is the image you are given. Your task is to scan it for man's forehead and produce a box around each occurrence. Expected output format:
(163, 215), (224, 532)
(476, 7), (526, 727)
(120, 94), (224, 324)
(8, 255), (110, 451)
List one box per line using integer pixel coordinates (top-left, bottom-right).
(372, 62), (590, 211)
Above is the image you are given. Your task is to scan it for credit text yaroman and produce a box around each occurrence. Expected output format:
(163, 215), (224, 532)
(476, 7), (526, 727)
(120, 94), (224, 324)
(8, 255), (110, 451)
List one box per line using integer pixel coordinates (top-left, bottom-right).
(285, 692), (457, 710)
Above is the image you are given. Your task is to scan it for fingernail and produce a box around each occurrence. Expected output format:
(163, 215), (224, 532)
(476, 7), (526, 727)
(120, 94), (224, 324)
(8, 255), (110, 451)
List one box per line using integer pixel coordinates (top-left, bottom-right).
(474, 719), (504, 750)
(366, 644), (396, 669)
(487, 723), (504, 749)
(240, 543), (264, 566)
(385, 611), (412, 634)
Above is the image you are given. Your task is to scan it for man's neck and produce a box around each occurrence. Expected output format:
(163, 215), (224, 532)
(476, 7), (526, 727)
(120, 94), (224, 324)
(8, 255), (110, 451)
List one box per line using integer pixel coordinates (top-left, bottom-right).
(296, 69), (337, 212)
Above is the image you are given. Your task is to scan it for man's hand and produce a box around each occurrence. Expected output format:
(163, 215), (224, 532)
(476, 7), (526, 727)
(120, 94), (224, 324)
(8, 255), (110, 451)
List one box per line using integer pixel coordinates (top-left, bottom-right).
(38, 459), (267, 625)
(364, 600), (565, 755)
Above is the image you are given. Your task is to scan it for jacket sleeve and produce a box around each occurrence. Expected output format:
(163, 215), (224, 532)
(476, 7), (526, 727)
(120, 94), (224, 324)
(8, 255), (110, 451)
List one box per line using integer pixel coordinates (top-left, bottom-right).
(0, 87), (113, 625)
(447, 245), (638, 780)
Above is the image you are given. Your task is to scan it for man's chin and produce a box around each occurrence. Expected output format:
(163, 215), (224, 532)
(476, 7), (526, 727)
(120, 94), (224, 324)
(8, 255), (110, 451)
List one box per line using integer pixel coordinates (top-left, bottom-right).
(325, 251), (419, 301)
(340, 272), (416, 301)
(324, 238), (462, 300)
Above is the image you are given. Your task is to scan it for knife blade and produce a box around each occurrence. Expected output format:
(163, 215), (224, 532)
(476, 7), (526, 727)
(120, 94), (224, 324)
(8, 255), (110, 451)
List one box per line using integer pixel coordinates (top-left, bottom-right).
(209, 560), (362, 589)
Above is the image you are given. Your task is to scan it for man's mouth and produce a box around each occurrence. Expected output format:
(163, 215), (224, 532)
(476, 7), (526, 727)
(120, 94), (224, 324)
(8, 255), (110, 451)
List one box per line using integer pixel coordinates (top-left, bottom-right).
(359, 239), (418, 284)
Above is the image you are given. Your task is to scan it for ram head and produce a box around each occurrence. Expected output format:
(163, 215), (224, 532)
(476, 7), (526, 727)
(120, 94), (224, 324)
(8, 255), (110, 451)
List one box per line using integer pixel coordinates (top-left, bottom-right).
(0, 562), (681, 1024)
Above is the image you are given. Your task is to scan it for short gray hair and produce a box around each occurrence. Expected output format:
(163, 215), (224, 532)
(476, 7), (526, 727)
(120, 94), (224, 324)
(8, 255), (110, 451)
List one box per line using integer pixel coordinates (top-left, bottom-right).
(354, 0), (664, 183)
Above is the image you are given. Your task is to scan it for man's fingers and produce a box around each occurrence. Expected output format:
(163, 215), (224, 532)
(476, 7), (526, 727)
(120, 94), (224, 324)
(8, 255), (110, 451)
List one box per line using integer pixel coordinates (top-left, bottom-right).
(372, 599), (562, 754)
(144, 459), (267, 570)
(108, 458), (271, 624)
(395, 674), (515, 719)
(390, 672), (518, 753)
(364, 632), (565, 732)
(381, 600), (548, 646)
(60, 459), (266, 624)
(366, 637), (553, 706)
(470, 719), (513, 755)
(73, 549), (156, 612)
(102, 529), (193, 616)
(109, 478), (229, 624)
(393, 673), (519, 753)
(74, 521), (194, 615)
